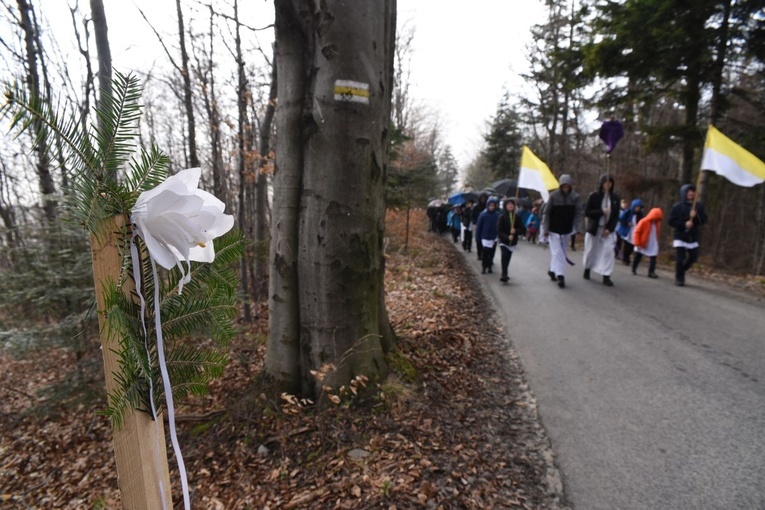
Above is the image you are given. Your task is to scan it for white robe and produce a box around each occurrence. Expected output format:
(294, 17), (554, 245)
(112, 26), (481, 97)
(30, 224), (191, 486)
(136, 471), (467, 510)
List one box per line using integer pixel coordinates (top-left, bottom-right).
(583, 194), (616, 276)
(548, 232), (572, 277)
(636, 223), (660, 257)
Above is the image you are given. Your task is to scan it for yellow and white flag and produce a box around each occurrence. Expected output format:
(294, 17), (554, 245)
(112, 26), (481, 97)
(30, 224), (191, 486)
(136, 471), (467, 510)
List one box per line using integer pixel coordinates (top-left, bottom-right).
(518, 146), (559, 201)
(700, 125), (765, 187)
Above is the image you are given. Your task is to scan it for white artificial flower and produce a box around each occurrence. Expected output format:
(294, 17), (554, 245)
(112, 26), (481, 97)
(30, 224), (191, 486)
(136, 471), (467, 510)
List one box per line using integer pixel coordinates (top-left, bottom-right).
(131, 167), (234, 292)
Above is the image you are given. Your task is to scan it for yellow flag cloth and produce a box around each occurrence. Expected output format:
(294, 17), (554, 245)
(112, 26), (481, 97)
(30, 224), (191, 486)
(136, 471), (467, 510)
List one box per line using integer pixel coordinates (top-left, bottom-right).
(518, 146), (559, 201)
(700, 125), (765, 187)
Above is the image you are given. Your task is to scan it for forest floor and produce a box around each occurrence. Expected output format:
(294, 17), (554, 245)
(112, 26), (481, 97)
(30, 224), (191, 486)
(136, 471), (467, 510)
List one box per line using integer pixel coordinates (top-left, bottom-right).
(0, 210), (566, 509)
(5, 209), (762, 509)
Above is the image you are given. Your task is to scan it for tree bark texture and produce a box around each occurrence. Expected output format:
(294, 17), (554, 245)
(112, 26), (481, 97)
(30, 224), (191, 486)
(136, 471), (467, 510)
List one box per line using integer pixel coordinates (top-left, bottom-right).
(267, 0), (395, 397)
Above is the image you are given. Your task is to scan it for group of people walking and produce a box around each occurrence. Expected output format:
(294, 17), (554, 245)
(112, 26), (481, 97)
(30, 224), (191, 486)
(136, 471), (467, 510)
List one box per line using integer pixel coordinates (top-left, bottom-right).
(442, 175), (708, 288)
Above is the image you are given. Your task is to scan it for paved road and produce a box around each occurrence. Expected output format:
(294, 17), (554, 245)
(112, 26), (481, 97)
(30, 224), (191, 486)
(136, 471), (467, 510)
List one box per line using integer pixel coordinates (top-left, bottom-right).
(457, 240), (765, 510)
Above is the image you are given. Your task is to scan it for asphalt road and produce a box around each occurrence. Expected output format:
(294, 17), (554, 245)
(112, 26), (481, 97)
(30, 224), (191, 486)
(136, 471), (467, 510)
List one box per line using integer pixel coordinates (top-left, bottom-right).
(457, 238), (765, 510)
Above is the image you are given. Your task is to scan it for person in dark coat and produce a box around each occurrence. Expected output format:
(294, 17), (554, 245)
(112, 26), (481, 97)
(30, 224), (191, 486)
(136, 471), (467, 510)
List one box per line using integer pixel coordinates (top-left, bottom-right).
(497, 198), (526, 282)
(668, 183), (708, 286)
(461, 199), (474, 252)
(471, 193), (489, 260)
(541, 174), (584, 288)
(582, 174), (621, 286)
(475, 196), (500, 274)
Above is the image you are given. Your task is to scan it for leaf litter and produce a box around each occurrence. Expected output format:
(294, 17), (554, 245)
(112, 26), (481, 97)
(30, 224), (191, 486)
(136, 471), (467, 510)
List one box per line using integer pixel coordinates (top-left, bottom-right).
(1, 211), (569, 509)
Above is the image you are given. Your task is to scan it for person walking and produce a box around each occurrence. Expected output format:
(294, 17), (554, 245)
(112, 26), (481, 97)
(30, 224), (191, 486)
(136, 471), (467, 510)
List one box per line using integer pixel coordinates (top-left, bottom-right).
(475, 196), (500, 274)
(632, 207), (663, 278)
(446, 204), (462, 243)
(542, 174), (584, 288)
(583, 174), (621, 286)
(461, 199), (474, 252)
(621, 198), (644, 264)
(668, 184), (708, 286)
(497, 198), (526, 282)
(471, 193), (489, 260)
(525, 207), (540, 243)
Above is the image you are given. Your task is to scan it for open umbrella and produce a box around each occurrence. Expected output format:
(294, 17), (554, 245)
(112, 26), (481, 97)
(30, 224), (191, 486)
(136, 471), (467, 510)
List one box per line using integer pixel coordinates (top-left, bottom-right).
(492, 178), (529, 198)
(448, 191), (479, 205)
(428, 199), (446, 208)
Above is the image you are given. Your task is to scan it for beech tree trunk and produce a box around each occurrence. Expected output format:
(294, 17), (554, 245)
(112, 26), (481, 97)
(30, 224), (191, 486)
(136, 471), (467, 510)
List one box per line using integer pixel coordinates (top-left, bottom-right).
(267, 0), (396, 397)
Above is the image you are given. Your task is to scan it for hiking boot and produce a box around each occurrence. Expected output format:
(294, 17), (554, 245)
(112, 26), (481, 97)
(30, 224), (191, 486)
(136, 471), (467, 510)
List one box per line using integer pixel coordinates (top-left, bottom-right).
(583, 269), (590, 280)
(648, 272), (658, 279)
(675, 279), (685, 286)
(557, 275), (566, 288)
(548, 271), (557, 282)
(487, 267), (493, 274)
(500, 275), (509, 283)
(481, 268), (486, 274)
(603, 275), (614, 287)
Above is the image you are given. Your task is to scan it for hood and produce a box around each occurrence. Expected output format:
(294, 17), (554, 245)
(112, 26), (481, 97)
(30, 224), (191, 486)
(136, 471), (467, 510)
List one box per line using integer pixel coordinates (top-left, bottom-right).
(478, 193), (489, 203)
(680, 183), (696, 202)
(487, 196), (499, 206)
(559, 174), (573, 187)
(630, 198), (644, 210)
(598, 174), (615, 193)
(503, 197), (516, 210)
(644, 207), (663, 222)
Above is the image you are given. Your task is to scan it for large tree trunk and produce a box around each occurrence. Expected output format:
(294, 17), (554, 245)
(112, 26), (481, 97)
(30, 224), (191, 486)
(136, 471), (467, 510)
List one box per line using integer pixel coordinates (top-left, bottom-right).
(17, 0), (56, 221)
(266, 0), (395, 398)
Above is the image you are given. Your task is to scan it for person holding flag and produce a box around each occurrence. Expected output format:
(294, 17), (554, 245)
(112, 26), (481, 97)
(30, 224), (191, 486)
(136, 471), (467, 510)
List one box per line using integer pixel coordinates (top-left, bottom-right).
(668, 184), (707, 286)
(668, 124), (765, 286)
(542, 174), (583, 288)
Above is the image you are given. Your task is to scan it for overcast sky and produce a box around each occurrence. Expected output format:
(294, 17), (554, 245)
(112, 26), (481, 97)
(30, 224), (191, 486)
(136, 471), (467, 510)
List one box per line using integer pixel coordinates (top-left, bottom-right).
(34, 1), (547, 169)
(397, 1), (547, 166)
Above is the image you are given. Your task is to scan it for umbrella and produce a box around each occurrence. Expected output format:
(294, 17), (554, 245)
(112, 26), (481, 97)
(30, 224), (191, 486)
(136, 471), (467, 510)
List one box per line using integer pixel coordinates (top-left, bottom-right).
(448, 191), (479, 205)
(491, 178), (529, 198)
(428, 199), (446, 208)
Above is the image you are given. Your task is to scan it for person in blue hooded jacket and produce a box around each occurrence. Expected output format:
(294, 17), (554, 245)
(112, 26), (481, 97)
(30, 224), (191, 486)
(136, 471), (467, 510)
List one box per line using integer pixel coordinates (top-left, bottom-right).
(668, 183), (707, 286)
(475, 196), (500, 274)
(617, 198), (644, 264)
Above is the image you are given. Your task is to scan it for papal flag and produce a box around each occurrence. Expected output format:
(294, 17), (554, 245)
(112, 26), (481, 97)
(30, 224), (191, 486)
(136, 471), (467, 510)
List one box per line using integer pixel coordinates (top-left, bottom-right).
(518, 145), (559, 201)
(700, 125), (765, 187)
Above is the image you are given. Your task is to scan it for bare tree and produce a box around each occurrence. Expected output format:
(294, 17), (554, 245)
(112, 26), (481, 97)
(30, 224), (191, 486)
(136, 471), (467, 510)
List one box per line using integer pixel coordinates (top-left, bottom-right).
(16, 0), (56, 221)
(175, 0), (200, 169)
(253, 57), (276, 301)
(265, 0), (396, 397)
(89, 0), (112, 102)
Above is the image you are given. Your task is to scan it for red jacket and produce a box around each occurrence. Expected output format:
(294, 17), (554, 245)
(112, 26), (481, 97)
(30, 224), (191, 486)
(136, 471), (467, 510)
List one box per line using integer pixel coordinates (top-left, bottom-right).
(633, 207), (663, 249)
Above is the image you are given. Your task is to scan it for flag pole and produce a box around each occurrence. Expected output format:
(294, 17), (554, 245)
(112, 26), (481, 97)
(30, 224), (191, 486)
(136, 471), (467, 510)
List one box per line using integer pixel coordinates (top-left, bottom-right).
(691, 168), (705, 214)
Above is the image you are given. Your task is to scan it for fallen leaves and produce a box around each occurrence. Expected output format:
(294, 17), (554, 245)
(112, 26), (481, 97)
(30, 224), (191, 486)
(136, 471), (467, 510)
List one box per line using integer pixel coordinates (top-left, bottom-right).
(0, 211), (567, 509)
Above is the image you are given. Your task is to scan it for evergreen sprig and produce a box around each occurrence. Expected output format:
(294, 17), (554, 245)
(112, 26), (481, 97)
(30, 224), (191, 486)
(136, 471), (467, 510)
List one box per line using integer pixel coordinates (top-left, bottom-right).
(2, 72), (243, 429)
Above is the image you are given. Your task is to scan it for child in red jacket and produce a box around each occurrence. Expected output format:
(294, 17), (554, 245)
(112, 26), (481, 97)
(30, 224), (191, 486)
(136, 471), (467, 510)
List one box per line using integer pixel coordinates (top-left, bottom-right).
(632, 207), (663, 278)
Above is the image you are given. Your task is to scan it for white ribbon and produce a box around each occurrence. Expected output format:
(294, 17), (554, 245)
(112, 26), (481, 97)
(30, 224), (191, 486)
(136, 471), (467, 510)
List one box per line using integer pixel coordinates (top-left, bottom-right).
(130, 235), (191, 510)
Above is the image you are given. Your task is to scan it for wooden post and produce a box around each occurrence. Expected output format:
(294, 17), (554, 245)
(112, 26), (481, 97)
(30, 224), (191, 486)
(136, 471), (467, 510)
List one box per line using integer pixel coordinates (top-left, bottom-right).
(90, 216), (172, 509)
